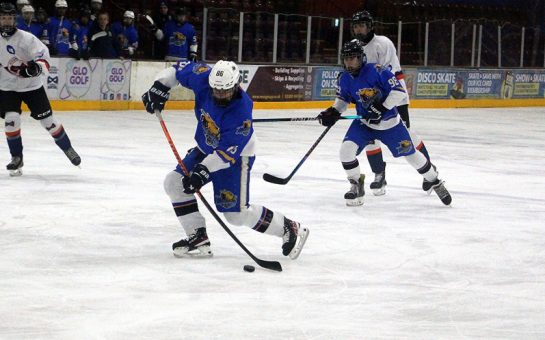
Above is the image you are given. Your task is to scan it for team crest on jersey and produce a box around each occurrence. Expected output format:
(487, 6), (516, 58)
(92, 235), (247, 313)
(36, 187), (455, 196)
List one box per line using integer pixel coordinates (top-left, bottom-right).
(357, 87), (380, 104)
(396, 140), (413, 154)
(235, 120), (251, 136)
(200, 109), (220, 147)
(6, 45), (15, 54)
(171, 32), (187, 46)
(192, 63), (210, 74)
(216, 190), (238, 209)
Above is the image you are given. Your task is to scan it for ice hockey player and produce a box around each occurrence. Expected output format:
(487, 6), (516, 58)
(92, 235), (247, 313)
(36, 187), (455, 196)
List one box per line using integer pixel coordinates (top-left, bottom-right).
(351, 10), (432, 196)
(0, 2), (81, 176)
(142, 59), (309, 258)
(317, 40), (451, 206)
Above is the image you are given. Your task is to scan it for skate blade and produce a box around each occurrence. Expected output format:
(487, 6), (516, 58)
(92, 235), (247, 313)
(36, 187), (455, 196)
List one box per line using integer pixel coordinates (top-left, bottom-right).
(346, 197), (364, 206)
(9, 169), (23, 177)
(173, 246), (213, 258)
(372, 187), (386, 196)
(289, 227), (309, 260)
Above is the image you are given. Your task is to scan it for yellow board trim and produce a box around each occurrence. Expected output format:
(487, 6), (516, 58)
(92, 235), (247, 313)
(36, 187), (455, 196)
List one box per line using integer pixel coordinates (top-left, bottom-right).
(24, 98), (545, 112)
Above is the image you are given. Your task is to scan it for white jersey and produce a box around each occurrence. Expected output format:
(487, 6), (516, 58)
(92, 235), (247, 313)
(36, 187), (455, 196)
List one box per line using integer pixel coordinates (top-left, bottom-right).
(363, 34), (409, 105)
(0, 29), (50, 92)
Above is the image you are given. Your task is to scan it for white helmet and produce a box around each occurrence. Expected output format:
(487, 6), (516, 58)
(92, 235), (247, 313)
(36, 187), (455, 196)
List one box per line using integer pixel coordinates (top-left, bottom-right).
(123, 10), (135, 19)
(209, 60), (240, 90)
(16, 0), (29, 5)
(21, 5), (34, 13)
(55, 0), (68, 8)
(91, 0), (103, 3)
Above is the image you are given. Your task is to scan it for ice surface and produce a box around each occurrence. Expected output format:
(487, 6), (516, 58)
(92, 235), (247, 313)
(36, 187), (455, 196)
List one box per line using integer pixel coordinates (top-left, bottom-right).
(1, 108), (545, 339)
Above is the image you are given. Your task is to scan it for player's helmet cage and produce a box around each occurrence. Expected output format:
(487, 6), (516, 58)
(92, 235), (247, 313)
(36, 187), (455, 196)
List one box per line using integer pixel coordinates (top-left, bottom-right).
(0, 2), (17, 38)
(209, 60), (241, 107)
(351, 10), (373, 40)
(341, 39), (367, 75)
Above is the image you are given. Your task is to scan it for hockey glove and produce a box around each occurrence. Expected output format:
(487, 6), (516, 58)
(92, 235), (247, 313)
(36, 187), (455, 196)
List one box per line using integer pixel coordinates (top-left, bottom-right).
(19, 61), (42, 78)
(189, 52), (197, 62)
(366, 101), (387, 124)
(317, 107), (341, 127)
(142, 81), (171, 114)
(182, 164), (211, 194)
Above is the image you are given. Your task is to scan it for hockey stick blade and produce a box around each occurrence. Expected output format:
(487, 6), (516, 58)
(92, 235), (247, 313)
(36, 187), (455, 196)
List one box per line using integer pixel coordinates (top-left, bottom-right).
(263, 172), (290, 185)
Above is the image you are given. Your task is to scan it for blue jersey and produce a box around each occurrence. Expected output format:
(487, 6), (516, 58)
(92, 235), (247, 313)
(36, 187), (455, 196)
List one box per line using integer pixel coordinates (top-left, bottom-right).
(71, 19), (91, 52)
(47, 16), (73, 55)
(111, 22), (139, 49)
(337, 63), (405, 123)
(174, 61), (254, 165)
(164, 21), (197, 60)
(16, 21), (44, 40)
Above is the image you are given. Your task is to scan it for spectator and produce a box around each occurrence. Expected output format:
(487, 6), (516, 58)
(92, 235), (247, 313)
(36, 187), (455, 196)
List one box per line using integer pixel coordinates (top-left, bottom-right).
(88, 12), (118, 58)
(90, 0), (102, 22)
(156, 7), (197, 61)
(16, 5), (44, 40)
(111, 10), (139, 58)
(70, 5), (92, 59)
(34, 7), (50, 46)
(15, 0), (30, 27)
(47, 0), (74, 56)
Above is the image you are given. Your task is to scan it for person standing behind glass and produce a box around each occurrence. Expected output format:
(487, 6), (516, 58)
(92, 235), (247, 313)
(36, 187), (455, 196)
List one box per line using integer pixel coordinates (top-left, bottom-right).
(47, 0), (73, 56)
(111, 10), (139, 59)
(69, 5), (92, 59)
(16, 5), (43, 39)
(88, 12), (118, 58)
(155, 7), (197, 61)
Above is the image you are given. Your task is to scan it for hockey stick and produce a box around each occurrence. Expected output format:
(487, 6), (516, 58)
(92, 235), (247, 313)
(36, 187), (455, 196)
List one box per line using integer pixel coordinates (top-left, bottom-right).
(253, 115), (360, 123)
(263, 125), (333, 185)
(155, 111), (282, 272)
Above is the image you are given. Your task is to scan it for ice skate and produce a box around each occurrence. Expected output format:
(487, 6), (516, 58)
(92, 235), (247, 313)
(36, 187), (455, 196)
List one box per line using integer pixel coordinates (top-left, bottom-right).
(344, 174), (365, 206)
(370, 169), (386, 196)
(63, 147), (81, 167)
(423, 178), (452, 206)
(6, 156), (23, 177)
(282, 218), (309, 260)
(172, 227), (213, 257)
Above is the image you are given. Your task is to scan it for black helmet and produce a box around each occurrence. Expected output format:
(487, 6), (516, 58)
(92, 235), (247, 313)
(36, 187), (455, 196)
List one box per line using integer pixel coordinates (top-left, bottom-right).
(351, 10), (373, 41)
(0, 2), (17, 38)
(341, 39), (367, 75)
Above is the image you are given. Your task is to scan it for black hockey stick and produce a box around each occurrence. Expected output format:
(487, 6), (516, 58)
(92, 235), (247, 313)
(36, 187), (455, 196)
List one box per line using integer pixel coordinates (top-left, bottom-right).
(263, 125), (333, 185)
(155, 111), (282, 272)
(253, 115), (359, 123)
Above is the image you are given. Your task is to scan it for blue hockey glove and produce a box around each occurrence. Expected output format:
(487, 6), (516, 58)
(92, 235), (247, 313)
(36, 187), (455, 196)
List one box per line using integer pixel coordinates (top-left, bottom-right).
(19, 61), (42, 78)
(142, 81), (170, 114)
(182, 164), (211, 194)
(317, 107), (341, 127)
(366, 101), (387, 124)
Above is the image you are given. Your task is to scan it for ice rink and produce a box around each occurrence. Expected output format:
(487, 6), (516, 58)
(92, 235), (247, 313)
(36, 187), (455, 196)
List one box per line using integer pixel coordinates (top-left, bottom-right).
(1, 107), (545, 339)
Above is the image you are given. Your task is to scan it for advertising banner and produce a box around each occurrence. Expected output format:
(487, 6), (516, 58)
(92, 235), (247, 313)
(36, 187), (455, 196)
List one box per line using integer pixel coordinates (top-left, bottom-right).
(245, 66), (313, 101)
(311, 67), (343, 101)
(100, 59), (131, 101)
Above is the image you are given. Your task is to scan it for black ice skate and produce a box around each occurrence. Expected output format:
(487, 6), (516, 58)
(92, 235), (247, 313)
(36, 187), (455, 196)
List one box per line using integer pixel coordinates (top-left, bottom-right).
(282, 218), (309, 260)
(423, 178), (452, 206)
(370, 168), (387, 196)
(172, 227), (213, 257)
(63, 147), (81, 166)
(6, 156), (23, 177)
(344, 174), (365, 206)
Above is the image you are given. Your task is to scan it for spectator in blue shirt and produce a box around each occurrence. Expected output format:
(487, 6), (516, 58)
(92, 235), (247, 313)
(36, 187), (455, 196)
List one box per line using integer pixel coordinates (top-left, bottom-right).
(47, 0), (74, 56)
(111, 10), (139, 59)
(156, 7), (197, 61)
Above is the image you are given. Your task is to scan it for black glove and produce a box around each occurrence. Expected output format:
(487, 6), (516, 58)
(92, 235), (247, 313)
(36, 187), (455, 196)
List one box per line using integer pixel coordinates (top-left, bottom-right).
(366, 101), (387, 124)
(317, 107), (341, 127)
(142, 81), (170, 114)
(182, 164), (211, 194)
(189, 52), (197, 62)
(19, 61), (42, 78)
(69, 48), (80, 60)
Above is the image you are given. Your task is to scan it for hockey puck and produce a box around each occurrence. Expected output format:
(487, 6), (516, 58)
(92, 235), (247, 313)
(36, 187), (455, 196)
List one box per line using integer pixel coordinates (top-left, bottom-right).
(243, 265), (255, 272)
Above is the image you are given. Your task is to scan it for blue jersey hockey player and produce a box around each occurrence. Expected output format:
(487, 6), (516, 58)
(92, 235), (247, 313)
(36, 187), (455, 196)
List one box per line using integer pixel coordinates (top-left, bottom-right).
(142, 60), (309, 259)
(317, 40), (451, 206)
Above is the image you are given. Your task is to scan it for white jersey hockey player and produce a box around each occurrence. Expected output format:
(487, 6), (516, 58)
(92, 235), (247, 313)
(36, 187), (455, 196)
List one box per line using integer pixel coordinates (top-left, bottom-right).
(0, 2), (80, 176)
(351, 10), (433, 195)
